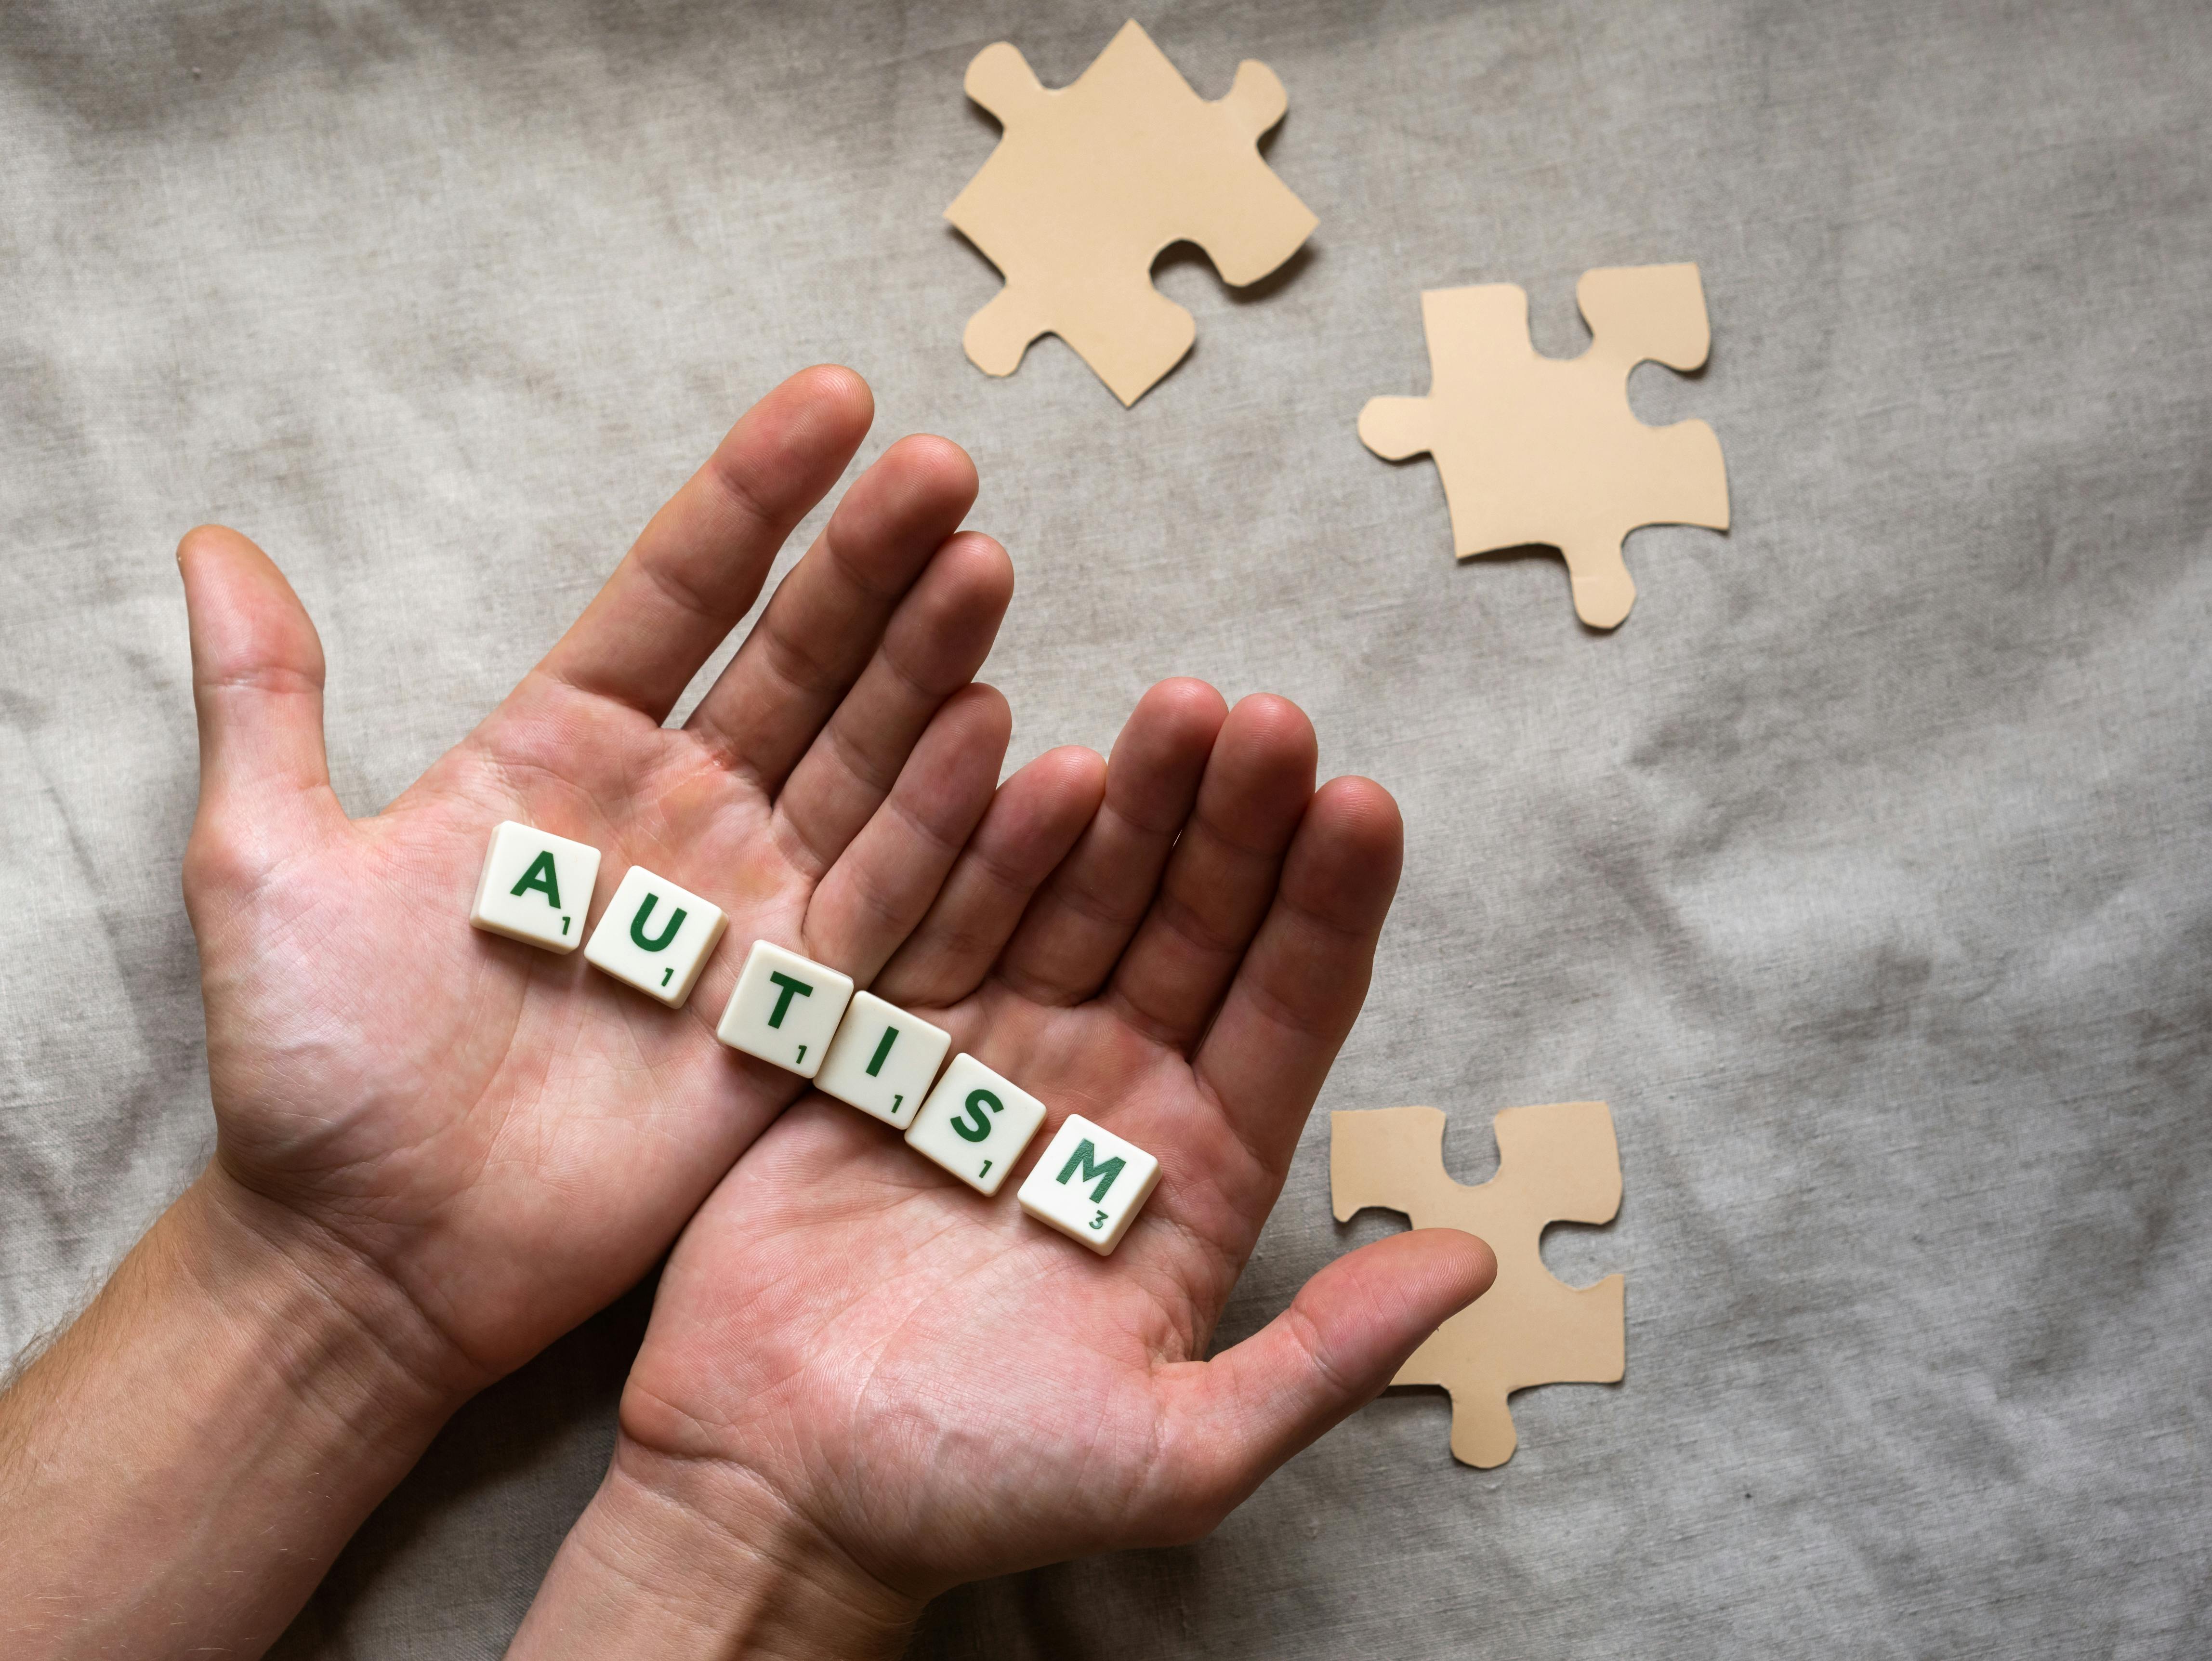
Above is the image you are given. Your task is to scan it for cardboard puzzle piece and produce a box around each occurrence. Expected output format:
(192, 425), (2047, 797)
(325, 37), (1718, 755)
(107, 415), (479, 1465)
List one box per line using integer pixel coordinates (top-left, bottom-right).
(1359, 264), (1729, 629)
(945, 19), (1317, 406)
(1332, 1101), (1624, 1468)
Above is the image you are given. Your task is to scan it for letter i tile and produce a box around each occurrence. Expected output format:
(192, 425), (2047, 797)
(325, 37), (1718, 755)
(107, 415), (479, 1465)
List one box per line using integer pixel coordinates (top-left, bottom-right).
(815, 991), (950, 1128)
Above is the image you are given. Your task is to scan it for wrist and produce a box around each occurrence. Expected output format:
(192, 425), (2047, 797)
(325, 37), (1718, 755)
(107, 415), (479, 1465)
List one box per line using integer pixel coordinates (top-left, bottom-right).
(176, 1161), (483, 1445)
(509, 1435), (921, 1661)
(0, 1165), (475, 1656)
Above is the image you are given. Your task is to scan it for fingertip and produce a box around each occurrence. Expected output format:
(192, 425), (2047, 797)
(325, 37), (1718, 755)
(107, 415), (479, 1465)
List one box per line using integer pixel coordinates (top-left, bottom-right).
(176, 524), (325, 685)
(710, 368), (876, 528)
(772, 365), (875, 460)
(1025, 742), (1108, 801)
(1118, 678), (1230, 771)
(1006, 744), (1109, 839)
(880, 432), (980, 518)
(933, 529), (1015, 617)
(1101, 680), (1229, 834)
(1212, 696), (1320, 818)
(785, 363), (874, 436)
(175, 526), (336, 885)
(177, 524), (287, 608)
(1002, 745), (1105, 847)
(1224, 692), (1317, 765)
(1404, 1225), (1498, 1310)
(1149, 1226), (1498, 1540)
(819, 435), (981, 584)
(1323, 772), (1403, 822)
(997, 743), (1102, 816)
(1306, 776), (1404, 872)
(898, 683), (1014, 796)
(1142, 676), (1232, 730)
(176, 521), (254, 571)
(1302, 1228), (1495, 1369)
(941, 678), (1013, 749)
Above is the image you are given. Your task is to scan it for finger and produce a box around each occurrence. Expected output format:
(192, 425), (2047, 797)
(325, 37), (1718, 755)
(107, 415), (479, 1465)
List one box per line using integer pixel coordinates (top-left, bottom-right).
(177, 525), (342, 891)
(1105, 694), (1317, 1053)
(535, 364), (873, 720)
(803, 683), (1012, 983)
(870, 745), (1107, 1008)
(686, 434), (979, 792)
(1191, 777), (1404, 1174)
(993, 679), (1227, 1006)
(770, 531), (1013, 877)
(1149, 1229), (1494, 1537)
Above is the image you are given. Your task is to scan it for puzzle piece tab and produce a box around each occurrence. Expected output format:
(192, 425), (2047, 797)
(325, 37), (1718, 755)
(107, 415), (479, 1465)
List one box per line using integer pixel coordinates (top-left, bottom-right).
(1332, 1101), (1624, 1467)
(1359, 264), (1729, 628)
(945, 20), (1317, 406)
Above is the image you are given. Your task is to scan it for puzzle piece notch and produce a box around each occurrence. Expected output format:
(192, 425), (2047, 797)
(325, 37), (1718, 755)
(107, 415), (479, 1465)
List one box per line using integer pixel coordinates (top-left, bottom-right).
(1358, 264), (1729, 629)
(1332, 1101), (1624, 1468)
(947, 20), (1317, 406)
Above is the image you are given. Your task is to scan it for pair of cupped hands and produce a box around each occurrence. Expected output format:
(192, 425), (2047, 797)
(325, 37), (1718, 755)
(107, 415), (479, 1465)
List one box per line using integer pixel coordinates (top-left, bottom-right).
(165, 367), (1492, 1652)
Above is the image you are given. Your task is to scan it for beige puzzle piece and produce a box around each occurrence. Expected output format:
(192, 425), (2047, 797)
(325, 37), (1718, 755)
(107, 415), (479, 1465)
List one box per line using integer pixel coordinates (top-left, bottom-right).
(1359, 264), (1729, 628)
(1332, 1101), (1624, 1468)
(945, 19), (1317, 406)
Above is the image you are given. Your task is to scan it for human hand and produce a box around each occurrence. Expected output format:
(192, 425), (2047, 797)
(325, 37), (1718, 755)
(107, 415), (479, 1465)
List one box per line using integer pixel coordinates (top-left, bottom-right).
(179, 364), (1051, 1397)
(512, 684), (1497, 1657)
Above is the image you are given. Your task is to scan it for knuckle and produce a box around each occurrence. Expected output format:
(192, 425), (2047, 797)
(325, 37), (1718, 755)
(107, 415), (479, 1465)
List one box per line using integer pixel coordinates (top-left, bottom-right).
(182, 820), (264, 904)
(1151, 1464), (1238, 1546)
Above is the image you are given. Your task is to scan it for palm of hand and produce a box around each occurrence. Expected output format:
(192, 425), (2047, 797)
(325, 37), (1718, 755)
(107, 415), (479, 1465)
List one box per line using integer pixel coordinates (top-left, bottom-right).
(180, 369), (1038, 1381)
(194, 700), (801, 1376)
(618, 686), (1495, 1595)
(628, 998), (1238, 1589)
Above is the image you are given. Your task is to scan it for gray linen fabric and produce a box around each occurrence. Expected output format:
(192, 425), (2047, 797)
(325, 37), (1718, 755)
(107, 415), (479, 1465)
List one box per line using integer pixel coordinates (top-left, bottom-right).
(3, 0), (2208, 1654)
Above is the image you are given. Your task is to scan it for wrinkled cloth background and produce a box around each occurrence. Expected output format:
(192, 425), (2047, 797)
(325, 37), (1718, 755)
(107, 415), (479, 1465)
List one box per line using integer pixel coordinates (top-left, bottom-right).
(3, 0), (2208, 1654)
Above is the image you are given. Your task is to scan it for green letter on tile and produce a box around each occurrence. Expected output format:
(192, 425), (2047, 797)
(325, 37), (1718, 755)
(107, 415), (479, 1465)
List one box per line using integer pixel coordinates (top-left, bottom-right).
(630, 893), (685, 952)
(510, 850), (561, 909)
(1056, 1140), (1124, 1203)
(866, 1026), (899, 1077)
(952, 1089), (1001, 1143)
(767, 971), (813, 1028)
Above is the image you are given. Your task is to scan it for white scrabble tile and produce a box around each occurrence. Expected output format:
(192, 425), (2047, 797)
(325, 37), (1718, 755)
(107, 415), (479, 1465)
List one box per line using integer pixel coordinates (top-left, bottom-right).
(714, 940), (854, 1077)
(814, 991), (949, 1127)
(1018, 1115), (1162, 1256)
(582, 866), (726, 1007)
(904, 1053), (1047, 1196)
(469, 820), (602, 953)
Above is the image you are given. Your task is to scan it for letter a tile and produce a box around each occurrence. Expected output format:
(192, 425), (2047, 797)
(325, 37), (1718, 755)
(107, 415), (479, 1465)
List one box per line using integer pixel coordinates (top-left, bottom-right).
(469, 820), (601, 953)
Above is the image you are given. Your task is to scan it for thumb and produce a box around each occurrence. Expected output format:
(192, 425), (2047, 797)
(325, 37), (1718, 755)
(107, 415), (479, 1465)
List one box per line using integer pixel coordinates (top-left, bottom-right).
(177, 525), (339, 897)
(1152, 1228), (1495, 1534)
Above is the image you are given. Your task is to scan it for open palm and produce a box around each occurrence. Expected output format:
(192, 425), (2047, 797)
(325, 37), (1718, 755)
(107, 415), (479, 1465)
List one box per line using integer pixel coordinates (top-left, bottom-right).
(595, 682), (1497, 1608)
(180, 366), (1067, 1386)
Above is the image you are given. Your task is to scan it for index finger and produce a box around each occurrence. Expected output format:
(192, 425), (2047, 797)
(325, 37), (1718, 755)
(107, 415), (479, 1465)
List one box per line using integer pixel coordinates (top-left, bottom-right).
(533, 365), (873, 721)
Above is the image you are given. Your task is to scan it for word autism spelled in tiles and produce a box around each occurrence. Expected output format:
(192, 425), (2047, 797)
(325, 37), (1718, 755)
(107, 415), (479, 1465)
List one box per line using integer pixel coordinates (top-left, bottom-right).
(467, 820), (1160, 1256)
